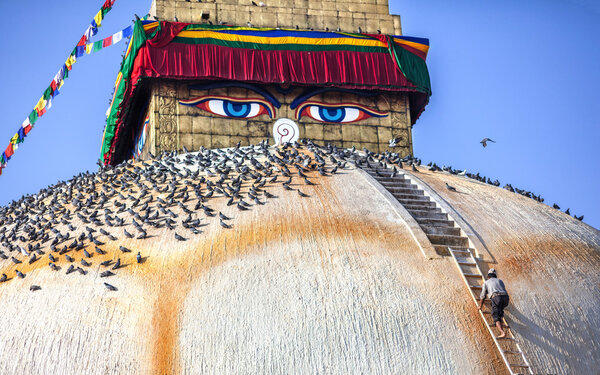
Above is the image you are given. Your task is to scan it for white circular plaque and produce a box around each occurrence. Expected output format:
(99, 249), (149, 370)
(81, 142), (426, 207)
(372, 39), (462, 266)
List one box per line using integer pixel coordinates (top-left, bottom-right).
(272, 118), (299, 145)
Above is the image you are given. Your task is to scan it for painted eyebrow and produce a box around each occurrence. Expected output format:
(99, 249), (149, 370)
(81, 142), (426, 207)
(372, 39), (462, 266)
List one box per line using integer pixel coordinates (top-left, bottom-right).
(188, 82), (281, 108)
(290, 88), (380, 109)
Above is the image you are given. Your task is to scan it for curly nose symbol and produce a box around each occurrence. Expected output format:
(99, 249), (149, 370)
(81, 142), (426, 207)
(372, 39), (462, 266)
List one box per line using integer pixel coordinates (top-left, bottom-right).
(272, 118), (300, 145)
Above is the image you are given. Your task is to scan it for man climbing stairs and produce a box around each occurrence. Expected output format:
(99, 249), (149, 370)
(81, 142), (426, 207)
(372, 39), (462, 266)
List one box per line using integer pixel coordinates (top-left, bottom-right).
(362, 164), (533, 375)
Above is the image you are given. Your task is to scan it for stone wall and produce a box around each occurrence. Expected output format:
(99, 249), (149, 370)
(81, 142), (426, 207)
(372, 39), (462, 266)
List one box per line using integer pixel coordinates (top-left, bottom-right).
(143, 81), (412, 155)
(150, 0), (402, 35)
(139, 0), (413, 155)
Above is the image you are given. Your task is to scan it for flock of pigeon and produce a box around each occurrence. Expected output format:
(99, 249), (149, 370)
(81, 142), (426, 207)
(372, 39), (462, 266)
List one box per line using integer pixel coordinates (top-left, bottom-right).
(388, 136), (584, 221)
(0, 139), (585, 293)
(0, 140), (352, 293)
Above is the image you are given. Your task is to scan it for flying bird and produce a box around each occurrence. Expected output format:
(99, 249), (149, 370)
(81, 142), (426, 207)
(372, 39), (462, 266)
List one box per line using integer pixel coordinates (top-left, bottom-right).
(480, 138), (496, 148)
(388, 138), (401, 147)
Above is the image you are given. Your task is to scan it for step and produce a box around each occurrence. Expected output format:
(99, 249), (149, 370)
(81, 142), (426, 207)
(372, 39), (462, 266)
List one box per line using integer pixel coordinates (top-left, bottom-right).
(448, 246), (472, 253)
(427, 234), (469, 247)
(503, 350), (522, 355)
(386, 187), (423, 195)
(457, 260), (477, 266)
(400, 199), (437, 208)
(509, 364), (529, 368)
(394, 193), (432, 201)
(416, 218), (455, 227)
(364, 169), (396, 177)
(463, 273), (482, 278)
(409, 210), (449, 221)
(404, 204), (442, 212)
(378, 179), (412, 186)
(421, 225), (461, 236)
(470, 285), (483, 290)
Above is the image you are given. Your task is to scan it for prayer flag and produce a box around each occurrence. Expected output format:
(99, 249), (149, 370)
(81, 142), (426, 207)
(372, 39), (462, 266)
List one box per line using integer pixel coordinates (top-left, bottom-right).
(103, 36), (113, 48)
(93, 40), (103, 52)
(113, 30), (123, 44)
(86, 43), (93, 54)
(4, 144), (14, 159)
(123, 25), (133, 38)
(76, 45), (85, 57)
(17, 128), (26, 142)
(94, 10), (103, 28)
(29, 110), (38, 125)
(84, 25), (95, 40)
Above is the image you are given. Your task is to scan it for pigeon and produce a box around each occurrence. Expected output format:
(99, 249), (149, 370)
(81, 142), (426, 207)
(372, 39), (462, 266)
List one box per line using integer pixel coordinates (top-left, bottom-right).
(388, 138), (401, 148)
(219, 212), (230, 220)
(411, 164), (418, 172)
(100, 260), (112, 267)
(81, 259), (91, 267)
(100, 270), (115, 278)
(480, 138), (496, 148)
(297, 189), (309, 197)
(112, 258), (122, 270)
(0, 274), (6, 282)
(104, 282), (118, 291)
(445, 182), (457, 192)
(174, 233), (187, 241)
(119, 246), (132, 253)
(30, 285), (41, 292)
(16, 270), (25, 279)
(136, 252), (142, 264)
(66, 264), (75, 274)
(565, 208), (571, 215)
(220, 220), (232, 229)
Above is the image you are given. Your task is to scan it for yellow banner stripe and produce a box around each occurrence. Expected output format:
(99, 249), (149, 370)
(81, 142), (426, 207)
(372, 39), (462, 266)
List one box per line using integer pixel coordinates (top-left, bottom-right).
(176, 30), (388, 48)
(394, 39), (429, 54)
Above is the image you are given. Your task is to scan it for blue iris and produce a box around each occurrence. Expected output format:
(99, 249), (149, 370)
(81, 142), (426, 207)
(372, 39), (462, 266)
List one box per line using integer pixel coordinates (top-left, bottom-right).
(224, 101), (251, 118)
(319, 107), (345, 122)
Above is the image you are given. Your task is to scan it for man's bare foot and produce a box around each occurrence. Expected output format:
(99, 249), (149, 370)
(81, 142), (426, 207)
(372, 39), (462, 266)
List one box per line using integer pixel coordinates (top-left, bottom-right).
(497, 332), (506, 339)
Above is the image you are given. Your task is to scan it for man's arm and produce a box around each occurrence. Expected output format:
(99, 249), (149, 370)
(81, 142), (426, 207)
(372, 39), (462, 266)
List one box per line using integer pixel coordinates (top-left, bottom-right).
(478, 282), (487, 310)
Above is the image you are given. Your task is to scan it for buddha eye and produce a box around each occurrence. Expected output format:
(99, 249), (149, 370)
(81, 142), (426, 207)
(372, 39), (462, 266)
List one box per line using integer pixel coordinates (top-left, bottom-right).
(296, 102), (388, 123)
(179, 96), (275, 119)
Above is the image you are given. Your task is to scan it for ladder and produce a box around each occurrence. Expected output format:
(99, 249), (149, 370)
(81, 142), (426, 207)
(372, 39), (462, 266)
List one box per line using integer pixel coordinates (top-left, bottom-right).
(449, 247), (533, 375)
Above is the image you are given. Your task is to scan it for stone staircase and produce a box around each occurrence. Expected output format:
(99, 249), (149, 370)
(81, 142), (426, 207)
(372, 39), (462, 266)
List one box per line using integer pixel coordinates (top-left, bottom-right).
(363, 166), (468, 256)
(363, 165), (533, 375)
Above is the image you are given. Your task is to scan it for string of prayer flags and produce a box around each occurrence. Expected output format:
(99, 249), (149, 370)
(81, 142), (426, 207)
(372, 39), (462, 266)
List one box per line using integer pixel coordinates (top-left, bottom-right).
(0, 0), (119, 176)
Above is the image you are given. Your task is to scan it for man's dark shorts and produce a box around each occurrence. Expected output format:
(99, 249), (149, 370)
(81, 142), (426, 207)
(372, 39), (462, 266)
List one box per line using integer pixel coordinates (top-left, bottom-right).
(491, 294), (510, 323)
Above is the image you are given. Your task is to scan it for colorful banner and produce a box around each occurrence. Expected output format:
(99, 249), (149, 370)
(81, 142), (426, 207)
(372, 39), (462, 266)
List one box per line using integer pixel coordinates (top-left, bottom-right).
(0, 0), (125, 176)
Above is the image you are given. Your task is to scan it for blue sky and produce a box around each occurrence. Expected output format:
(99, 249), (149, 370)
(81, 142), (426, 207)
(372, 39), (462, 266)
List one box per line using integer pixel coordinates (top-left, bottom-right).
(0, 0), (598, 229)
